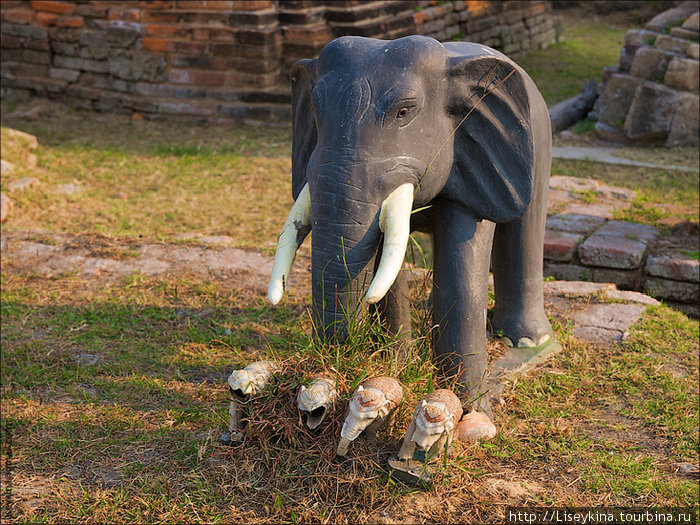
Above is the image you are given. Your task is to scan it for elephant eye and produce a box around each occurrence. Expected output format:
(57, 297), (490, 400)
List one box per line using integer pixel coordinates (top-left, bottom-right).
(397, 107), (410, 119)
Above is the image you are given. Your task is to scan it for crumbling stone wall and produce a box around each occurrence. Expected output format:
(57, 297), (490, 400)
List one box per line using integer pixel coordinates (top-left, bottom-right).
(0, 0), (556, 123)
(594, 1), (699, 147)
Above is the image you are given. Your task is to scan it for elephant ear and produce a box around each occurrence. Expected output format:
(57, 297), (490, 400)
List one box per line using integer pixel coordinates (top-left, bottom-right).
(290, 59), (318, 200)
(445, 52), (535, 223)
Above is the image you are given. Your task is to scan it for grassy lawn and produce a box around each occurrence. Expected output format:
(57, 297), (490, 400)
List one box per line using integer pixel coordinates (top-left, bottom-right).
(1, 5), (699, 524)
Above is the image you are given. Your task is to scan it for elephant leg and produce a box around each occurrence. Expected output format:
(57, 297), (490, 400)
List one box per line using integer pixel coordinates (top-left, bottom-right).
(431, 201), (495, 418)
(372, 268), (411, 346)
(491, 160), (553, 347)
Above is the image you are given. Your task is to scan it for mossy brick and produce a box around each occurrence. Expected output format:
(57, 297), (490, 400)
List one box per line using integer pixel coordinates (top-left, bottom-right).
(544, 230), (581, 262)
(629, 46), (675, 80)
(80, 45), (110, 60)
(67, 84), (98, 99)
(158, 101), (216, 116)
(217, 104), (272, 119)
(664, 57), (699, 92)
(106, 26), (141, 47)
(646, 254), (700, 282)
(30, 1), (75, 15)
(578, 221), (659, 269)
(76, 4), (109, 18)
(644, 278), (699, 303)
(168, 69), (227, 86)
(596, 73), (642, 128)
(1, 34), (22, 48)
(666, 92), (699, 146)
(624, 81), (678, 141)
(1, 22), (48, 39)
(48, 67), (79, 82)
(278, 7), (325, 25)
(24, 37), (50, 51)
(50, 40), (78, 55)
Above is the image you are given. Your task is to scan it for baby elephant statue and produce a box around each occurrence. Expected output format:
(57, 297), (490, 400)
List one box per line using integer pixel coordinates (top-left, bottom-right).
(268, 35), (557, 435)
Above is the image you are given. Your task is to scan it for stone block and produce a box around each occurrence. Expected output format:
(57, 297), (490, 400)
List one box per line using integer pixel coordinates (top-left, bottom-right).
(629, 47), (675, 80)
(666, 301), (699, 319)
(543, 262), (589, 282)
(644, 277), (699, 303)
(591, 267), (642, 290)
(605, 289), (660, 306)
(682, 11), (699, 31)
(646, 254), (700, 282)
(624, 81), (678, 141)
(646, 6), (694, 33)
(689, 43), (699, 60)
(572, 303), (647, 341)
(664, 57), (699, 92)
(110, 54), (166, 82)
(666, 92), (699, 146)
(546, 214), (607, 235)
(653, 34), (690, 54)
(562, 202), (621, 220)
(544, 230), (581, 262)
(624, 28), (658, 47)
(670, 26), (700, 40)
(578, 221), (659, 269)
(597, 74), (642, 128)
(544, 280), (615, 296)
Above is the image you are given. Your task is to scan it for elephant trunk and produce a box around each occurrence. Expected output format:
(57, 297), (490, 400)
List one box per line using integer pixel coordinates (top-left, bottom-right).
(268, 175), (414, 342)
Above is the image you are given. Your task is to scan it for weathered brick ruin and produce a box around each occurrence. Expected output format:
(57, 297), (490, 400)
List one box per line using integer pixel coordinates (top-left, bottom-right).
(594, 0), (699, 147)
(1, 0), (557, 122)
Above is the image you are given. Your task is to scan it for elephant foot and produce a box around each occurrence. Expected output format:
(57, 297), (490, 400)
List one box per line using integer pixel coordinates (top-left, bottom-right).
(491, 308), (553, 350)
(454, 411), (496, 444)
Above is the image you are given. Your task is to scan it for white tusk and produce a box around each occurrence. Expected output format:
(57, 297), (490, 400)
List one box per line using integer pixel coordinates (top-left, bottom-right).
(364, 183), (414, 304)
(268, 183), (311, 304)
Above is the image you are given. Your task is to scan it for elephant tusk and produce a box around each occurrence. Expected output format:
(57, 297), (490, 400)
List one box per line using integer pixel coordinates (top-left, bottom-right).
(268, 183), (311, 304)
(364, 183), (414, 304)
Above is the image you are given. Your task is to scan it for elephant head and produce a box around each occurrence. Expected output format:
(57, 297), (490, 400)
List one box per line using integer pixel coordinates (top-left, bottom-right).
(268, 35), (536, 342)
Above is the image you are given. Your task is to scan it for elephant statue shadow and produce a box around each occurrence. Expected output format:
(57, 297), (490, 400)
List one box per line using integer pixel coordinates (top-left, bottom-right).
(268, 35), (557, 421)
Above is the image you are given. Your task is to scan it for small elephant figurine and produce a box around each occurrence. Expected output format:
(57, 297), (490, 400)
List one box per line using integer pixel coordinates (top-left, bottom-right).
(398, 389), (463, 462)
(297, 377), (338, 430)
(268, 35), (556, 426)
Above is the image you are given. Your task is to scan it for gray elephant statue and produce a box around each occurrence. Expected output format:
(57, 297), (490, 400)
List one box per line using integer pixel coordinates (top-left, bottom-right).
(268, 35), (556, 425)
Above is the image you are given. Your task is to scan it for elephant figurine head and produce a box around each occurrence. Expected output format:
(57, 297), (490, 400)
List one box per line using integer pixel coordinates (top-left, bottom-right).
(268, 35), (554, 415)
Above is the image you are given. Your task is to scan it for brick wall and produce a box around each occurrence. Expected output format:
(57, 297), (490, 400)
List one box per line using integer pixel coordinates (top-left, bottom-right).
(1, 1), (556, 123)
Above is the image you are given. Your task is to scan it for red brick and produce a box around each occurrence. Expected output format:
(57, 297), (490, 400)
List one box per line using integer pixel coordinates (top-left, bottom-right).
(1, 1), (24, 7)
(35, 11), (59, 26)
(235, 27), (280, 45)
(143, 10), (180, 23)
(30, 0), (75, 15)
(192, 27), (209, 40)
(283, 25), (332, 42)
(544, 230), (581, 262)
(140, 1), (175, 8)
(2, 7), (35, 25)
(177, 1), (233, 9)
(168, 68), (227, 86)
(141, 37), (175, 53)
(57, 16), (84, 28)
(146, 24), (190, 38)
(108, 8), (142, 22)
(230, 0), (271, 10)
(174, 40), (208, 55)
